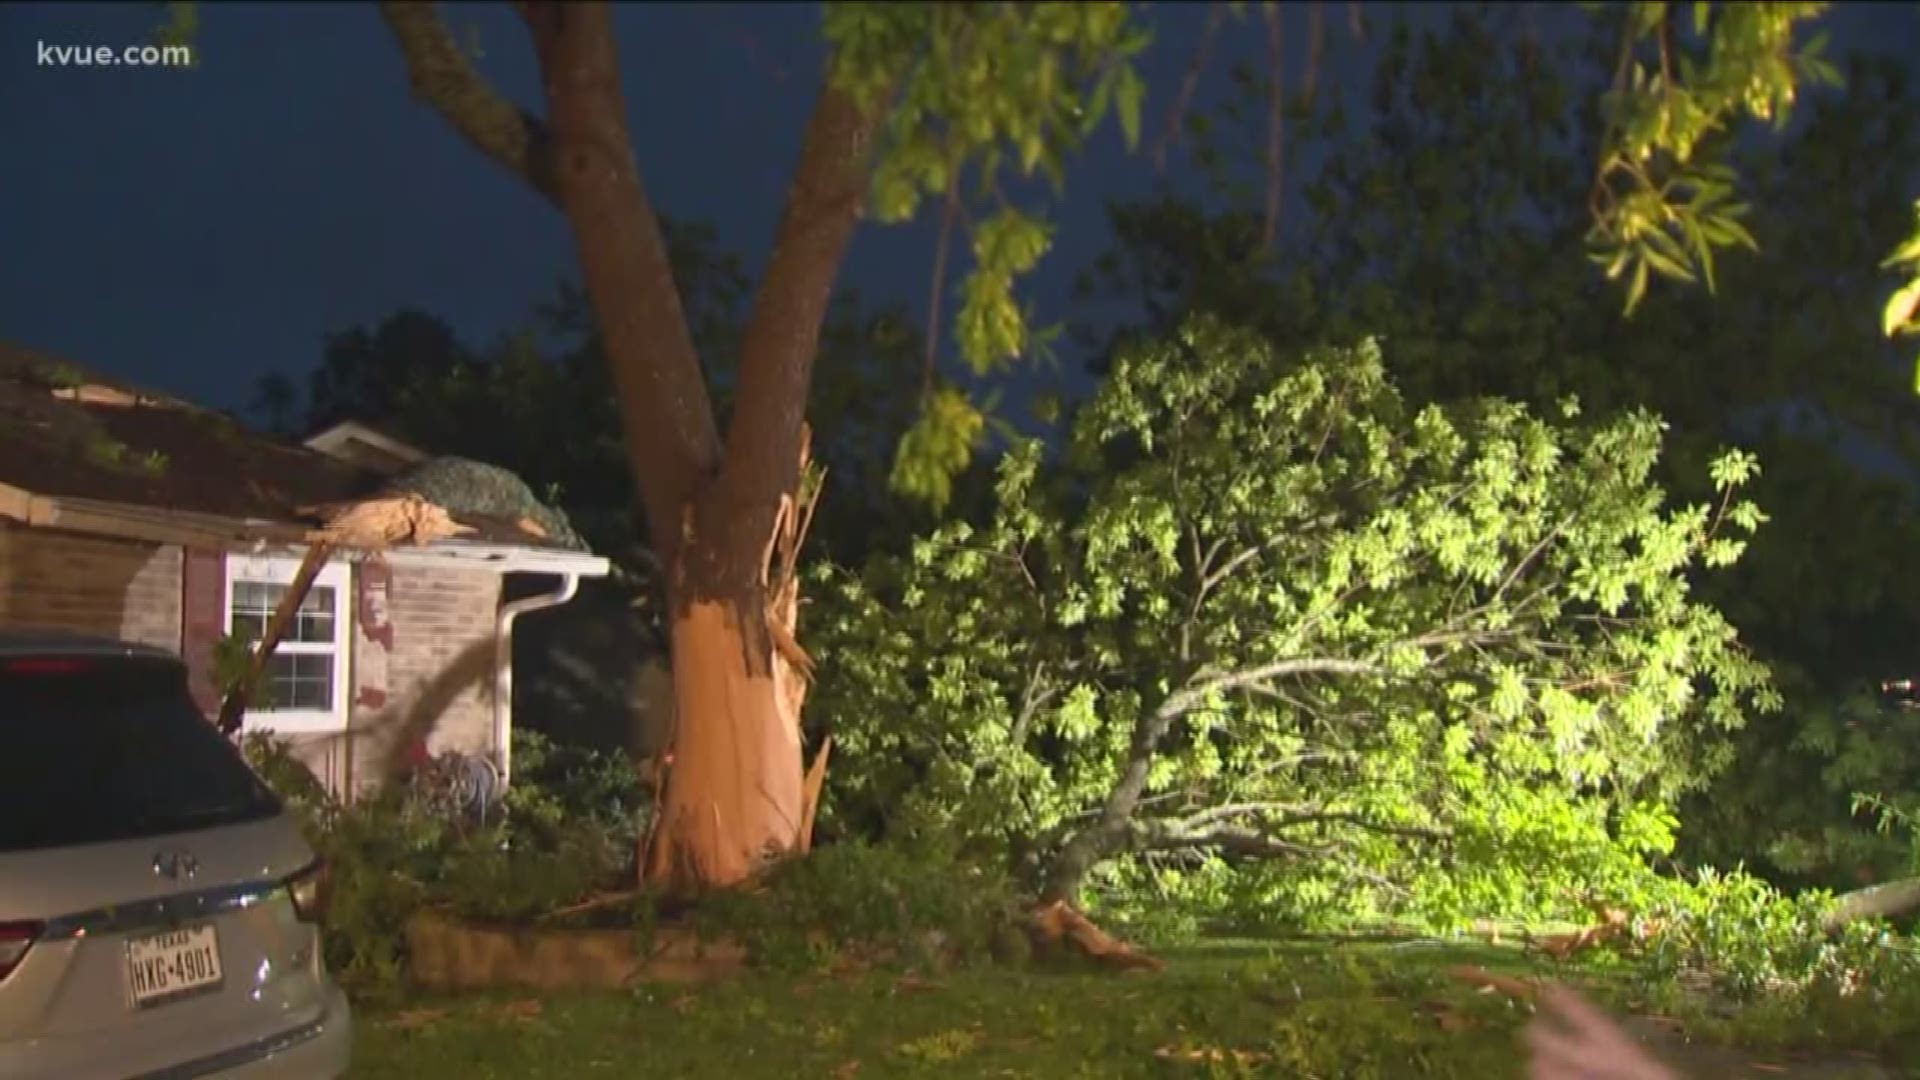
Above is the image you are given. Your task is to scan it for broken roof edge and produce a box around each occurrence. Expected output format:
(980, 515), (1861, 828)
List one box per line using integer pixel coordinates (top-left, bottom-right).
(0, 483), (610, 576)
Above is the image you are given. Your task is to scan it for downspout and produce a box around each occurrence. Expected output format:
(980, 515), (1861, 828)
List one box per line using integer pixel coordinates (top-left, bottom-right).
(493, 572), (580, 788)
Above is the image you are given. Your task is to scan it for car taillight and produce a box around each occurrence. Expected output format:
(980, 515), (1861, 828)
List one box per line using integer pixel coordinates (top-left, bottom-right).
(286, 860), (328, 923)
(0, 921), (40, 981)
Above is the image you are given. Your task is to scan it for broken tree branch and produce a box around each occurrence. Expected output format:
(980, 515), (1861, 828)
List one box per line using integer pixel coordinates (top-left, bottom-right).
(217, 541), (335, 735)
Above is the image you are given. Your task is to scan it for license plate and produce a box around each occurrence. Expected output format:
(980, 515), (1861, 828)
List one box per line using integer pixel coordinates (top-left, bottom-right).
(124, 924), (223, 1007)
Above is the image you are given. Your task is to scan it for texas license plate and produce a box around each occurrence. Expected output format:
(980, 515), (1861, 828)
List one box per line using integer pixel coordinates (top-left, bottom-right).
(125, 924), (223, 1007)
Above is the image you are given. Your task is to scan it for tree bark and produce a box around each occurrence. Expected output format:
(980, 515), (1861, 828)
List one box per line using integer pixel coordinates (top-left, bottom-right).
(388, 2), (880, 890)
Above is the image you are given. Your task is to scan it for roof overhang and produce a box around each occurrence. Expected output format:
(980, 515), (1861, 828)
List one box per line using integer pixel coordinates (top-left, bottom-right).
(0, 482), (313, 548)
(0, 482), (612, 578)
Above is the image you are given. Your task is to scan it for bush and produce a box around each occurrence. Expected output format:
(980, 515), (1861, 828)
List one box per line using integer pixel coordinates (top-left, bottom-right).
(240, 730), (647, 1000)
(1616, 867), (1920, 1059)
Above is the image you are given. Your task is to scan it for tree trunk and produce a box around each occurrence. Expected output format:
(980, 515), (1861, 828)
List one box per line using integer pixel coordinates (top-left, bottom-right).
(389, 3), (877, 892)
(1041, 703), (1178, 902)
(645, 431), (824, 889)
(646, 598), (806, 886)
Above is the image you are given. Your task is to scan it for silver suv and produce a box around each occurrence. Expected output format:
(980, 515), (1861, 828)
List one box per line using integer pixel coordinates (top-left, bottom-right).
(0, 632), (351, 1078)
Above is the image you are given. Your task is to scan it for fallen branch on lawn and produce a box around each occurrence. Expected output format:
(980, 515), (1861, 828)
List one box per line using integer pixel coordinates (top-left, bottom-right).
(1028, 900), (1164, 972)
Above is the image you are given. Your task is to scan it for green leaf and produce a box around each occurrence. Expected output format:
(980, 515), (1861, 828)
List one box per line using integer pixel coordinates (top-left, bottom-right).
(1113, 64), (1145, 149)
(1882, 278), (1920, 337)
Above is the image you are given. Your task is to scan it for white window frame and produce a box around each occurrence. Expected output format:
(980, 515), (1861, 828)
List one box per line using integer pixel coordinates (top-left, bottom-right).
(224, 553), (353, 734)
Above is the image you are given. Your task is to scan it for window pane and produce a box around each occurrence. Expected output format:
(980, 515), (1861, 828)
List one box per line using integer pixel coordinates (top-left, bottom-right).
(231, 580), (338, 644)
(0, 658), (281, 852)
(263, 651), (334, 712)
(231, 581), (275, 619)
(292, 586), (335, 643)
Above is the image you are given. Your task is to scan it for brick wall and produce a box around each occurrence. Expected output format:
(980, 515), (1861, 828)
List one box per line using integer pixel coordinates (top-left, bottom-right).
(0, 521), (183, 652)
(345, 562), (501, 790)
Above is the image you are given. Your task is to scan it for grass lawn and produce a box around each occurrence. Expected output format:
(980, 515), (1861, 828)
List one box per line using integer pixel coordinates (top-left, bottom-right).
(347, 939), (1906, 1079)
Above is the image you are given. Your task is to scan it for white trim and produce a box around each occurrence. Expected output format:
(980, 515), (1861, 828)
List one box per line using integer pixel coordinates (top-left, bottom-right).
(224, 553), (354, 734)
(382, 541), (612, 577)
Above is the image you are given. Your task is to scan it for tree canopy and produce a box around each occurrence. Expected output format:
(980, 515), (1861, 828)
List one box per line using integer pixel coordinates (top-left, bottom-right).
(813, 319), (1774, 926)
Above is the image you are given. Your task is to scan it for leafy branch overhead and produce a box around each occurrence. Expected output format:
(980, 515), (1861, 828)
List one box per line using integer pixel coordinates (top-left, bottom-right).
(1585, 1), (1840, 313)
(821, 3), (1151, 509)
(1884, 201), (1920, 389)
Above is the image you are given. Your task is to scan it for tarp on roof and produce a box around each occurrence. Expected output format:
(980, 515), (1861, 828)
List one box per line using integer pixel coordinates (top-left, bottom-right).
(383, 457), (588, 552)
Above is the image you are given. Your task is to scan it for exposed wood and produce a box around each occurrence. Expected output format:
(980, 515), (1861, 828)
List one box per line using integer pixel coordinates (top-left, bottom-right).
(797, 736), (833, 854)
(645, 427), (823, 888)
(378, 2), (560, 204)
(308, 492), (475, 547)
(1029, 900), (1163, 972)
(645, 599), (807, 887)
(386, 3), (877, 890)
(0, 482), (37, 524)
(217, 541), (335, 735)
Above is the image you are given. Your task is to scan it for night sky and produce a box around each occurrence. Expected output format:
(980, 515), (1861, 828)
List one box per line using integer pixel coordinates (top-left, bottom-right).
(2, 2), (1914, 418)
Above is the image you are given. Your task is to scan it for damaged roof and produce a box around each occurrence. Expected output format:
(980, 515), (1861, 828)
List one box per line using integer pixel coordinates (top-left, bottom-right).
(0, 342), (588, 553)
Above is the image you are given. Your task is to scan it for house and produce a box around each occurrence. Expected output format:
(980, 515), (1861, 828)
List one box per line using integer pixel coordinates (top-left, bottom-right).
(0, 344), (610, 800)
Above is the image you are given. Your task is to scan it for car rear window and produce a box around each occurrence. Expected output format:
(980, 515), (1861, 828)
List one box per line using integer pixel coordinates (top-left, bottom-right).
(0, 654), (283, 853)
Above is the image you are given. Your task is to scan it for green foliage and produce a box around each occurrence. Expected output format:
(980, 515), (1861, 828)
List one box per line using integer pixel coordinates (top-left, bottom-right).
(1623, 868), (1920, 1056)
(1586, 1), (1840, 314)
(814, 318), (1774, 928)
(1882, 200), (1920, 387)
(240, 730), (645, 1000)
(823, 1), (1151, 507)
(212, 632), (261, 708)
(1090, 8), (1920, 892)
(694, 839), (1024, 973)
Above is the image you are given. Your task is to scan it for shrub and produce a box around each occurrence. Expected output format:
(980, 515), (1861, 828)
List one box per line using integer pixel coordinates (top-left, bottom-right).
(1621, 867), (1920, 1059)
(240, 730), (646, 999)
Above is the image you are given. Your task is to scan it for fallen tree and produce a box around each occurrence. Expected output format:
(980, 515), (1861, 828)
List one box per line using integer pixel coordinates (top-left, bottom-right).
(811, 320), (1780, 934)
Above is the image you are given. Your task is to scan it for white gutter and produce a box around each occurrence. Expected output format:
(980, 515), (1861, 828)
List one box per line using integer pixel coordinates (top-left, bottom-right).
(493, 573), (582, 788)
(384, 541), (612, 578)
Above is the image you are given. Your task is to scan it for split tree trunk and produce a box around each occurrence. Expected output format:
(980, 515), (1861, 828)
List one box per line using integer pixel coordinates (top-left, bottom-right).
(386, 2), (878, 891)
(645, 437), (824, 887)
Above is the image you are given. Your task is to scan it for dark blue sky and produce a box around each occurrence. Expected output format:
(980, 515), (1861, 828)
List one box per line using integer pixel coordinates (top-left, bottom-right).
(2, 3), (1912, 415)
